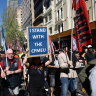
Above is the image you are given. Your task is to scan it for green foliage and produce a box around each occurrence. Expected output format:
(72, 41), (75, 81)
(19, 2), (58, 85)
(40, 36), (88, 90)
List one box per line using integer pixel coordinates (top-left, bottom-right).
(2, 7), (24, 48)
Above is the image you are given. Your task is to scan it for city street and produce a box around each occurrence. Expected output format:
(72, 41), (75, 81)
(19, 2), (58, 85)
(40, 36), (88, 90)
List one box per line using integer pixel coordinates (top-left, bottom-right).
(0, 0), (96, 96)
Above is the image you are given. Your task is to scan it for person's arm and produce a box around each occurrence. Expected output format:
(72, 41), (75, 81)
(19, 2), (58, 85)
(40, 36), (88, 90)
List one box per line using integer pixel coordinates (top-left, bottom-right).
(6, 59), (22, 75)
(45, 53), (52, 66)
(0, 67), (6, 78)
(84, 54), (88, 65)
(0, 62), (6, 78)
(22, 54), (29, 67)
(47, 64), (59, 68)
(23, 65), (27, 80)
(1, 70), (6, 78)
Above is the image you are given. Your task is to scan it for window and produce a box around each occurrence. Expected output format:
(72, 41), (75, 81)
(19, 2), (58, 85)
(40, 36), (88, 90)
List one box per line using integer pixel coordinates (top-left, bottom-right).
(49, 12), (52, 21)
(57, 23), (63, 33)
(61, 8), (63, 18)
(46, 0), (51, 9)
(45, 16), (48, 23)
(57, 10), (59, 20)
(58, 25), (60, 33)
(61, 23), (63, 32)
(49, 27), (52, 34)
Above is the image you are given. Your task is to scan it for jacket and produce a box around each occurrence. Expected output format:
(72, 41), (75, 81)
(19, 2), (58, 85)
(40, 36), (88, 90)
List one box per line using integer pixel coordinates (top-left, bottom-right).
(58, 52), (78, 78)
(3, 58), (21, 89)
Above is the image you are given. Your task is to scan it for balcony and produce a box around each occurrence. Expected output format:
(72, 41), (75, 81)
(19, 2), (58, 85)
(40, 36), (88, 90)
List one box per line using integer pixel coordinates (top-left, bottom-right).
(33, 14), (43, 26)
(43, 7), (52, 16)
(56, 0), (62, 7)
(55, 18), (64, 25)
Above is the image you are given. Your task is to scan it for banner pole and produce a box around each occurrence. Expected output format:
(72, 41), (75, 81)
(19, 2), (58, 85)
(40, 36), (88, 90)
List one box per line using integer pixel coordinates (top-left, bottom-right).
(2, 27), (8, 67)
(70, 9), (74, 61)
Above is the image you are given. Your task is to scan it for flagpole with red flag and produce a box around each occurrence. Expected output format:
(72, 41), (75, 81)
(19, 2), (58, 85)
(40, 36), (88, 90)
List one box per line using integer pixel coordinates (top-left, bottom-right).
(70, 9), (75, 61)
(72, 0), (92, 52)
(49, 36), (55, 56)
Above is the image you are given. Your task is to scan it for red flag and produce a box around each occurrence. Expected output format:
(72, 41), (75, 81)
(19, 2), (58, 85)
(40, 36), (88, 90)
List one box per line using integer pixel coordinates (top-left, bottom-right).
(73, 0), (92, 52)
(72, 36), (78, 51)
(49, 36), (55, 55)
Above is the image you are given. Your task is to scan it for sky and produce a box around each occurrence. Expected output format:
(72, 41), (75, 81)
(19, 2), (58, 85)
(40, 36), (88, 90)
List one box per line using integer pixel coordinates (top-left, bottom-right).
(0, 0), (22, 25)
(18, 0), (22, 5)
(0, 0), (7, 25)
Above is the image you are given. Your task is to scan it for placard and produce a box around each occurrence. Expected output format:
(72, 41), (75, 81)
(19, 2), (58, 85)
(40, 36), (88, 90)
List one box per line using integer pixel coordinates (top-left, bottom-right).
(27, 27), (48, 57)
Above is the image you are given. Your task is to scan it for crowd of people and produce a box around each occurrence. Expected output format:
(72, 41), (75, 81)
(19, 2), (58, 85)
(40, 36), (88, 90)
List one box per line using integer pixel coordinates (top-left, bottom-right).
(0, 44), (96, 96)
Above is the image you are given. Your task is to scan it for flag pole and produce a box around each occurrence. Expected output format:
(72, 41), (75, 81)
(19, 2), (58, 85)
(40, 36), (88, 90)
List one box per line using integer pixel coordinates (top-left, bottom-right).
(59, 35), (60, 49)
(70, 9), (75, 61)
(2, 27), (8, 67)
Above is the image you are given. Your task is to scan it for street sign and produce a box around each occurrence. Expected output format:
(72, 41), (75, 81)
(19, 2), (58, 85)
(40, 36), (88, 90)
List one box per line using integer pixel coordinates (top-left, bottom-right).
(27, 27), (48, 57)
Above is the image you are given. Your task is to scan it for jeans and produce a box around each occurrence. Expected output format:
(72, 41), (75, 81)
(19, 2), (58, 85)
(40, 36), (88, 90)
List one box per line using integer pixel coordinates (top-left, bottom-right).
(60, 77), (77, 96)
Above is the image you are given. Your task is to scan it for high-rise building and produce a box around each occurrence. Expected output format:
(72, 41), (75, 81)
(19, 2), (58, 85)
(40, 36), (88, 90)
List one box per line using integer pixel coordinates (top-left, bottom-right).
(22, 0), (32, 31)
(32, 0), (43, 26)
(7, 0), (18, 8)
(16, 5), (22, 31)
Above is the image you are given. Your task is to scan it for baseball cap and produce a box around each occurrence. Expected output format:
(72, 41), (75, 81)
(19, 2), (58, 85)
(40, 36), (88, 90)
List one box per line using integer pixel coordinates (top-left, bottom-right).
(87, 45), (92, 48)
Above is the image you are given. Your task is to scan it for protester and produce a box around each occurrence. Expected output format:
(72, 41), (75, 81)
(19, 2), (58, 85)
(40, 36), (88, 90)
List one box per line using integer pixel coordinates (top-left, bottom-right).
(89, 65), (96, 96)
(23, 52), (52, 96)
(47, 50), (59, 96)
(0, 51), (5, 96)
(89, 59), (96, 96)
(79, 45), (96, 96)
(81, 46), (88, 59)
(63, 46), (71, 60)
(0, 48), (22, 96)
(0, 56), (3, 96)
(85, 45), (96, 63)
(72, 51), (88, 96)
(58, 49), (78, 96)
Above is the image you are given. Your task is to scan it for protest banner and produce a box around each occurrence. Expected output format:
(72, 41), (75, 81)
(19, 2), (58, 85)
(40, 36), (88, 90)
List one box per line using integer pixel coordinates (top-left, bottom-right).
(27, 27), (48, 57)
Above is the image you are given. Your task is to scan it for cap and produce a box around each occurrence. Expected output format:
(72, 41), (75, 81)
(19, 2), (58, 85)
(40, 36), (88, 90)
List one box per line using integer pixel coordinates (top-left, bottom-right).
(87, 45), (92, 48)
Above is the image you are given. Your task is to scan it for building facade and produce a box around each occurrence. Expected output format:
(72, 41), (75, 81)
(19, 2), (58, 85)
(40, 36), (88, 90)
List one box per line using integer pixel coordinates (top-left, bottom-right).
(22, 0), (32, 32)
(16, 5), (22, 31)
(32, 0), (43, 26)
(43, 0), (96, 48)
(43, 0), (55, 35)
(43, 0), (73, 48)
(7, 0), (18, 8)
(21, 0), (96, 48)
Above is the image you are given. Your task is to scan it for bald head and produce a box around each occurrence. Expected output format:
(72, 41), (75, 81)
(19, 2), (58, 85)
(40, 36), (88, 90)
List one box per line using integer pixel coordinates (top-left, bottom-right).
(6, 49), (14, 59)
(6, 49), (13, 54)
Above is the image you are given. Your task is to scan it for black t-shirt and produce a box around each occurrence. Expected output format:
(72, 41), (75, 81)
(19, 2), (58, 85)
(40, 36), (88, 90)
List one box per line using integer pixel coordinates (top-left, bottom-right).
(48, 56), (58, 75)
(27, 57), (45, 88)
(28, 67), (45, 88)
(27, 58), (33, 66)
(40, 56), (48, 64)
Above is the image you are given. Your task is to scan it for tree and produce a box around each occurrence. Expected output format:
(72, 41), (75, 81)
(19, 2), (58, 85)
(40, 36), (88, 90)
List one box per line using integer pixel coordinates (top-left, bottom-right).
(2, 7), (24, 49)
